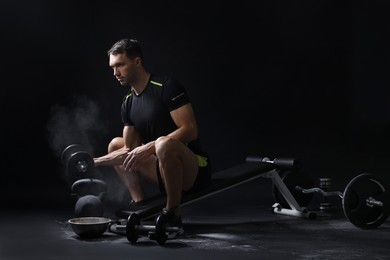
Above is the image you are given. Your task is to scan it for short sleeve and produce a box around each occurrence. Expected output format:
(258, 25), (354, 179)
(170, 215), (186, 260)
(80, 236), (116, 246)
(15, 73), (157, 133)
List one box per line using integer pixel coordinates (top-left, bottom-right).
(162, 78), (190, 111)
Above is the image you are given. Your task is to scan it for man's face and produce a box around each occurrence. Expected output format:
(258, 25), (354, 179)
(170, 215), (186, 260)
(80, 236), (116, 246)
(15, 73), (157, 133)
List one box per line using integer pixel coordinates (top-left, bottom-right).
(109, 53), (137, 86)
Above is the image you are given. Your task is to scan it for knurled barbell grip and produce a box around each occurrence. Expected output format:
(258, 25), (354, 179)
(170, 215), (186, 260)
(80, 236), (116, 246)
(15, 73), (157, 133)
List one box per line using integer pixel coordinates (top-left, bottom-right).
(366, 197), (384, 207)
(295, 186), (343, 198)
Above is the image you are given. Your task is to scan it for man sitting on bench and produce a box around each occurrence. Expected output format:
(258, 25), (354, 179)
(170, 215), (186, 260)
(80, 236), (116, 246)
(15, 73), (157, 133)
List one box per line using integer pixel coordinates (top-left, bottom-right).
(93, 38), (212, 236)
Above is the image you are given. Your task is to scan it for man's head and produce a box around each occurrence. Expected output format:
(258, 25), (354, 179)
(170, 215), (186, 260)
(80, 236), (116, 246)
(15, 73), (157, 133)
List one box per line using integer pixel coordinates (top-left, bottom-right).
(108, 38), (144, 86)
(107, 38), (143, 60)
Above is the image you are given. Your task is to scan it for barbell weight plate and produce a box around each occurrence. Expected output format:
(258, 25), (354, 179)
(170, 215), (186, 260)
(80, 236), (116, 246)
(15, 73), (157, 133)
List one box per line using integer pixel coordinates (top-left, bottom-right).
(155, 214), (168, 245)
(272, 170), (315, 209)
(342, 173), (389, 229)
(66, 151), (95, 185)
(61, 144), (83, 164)
(126, 213), (140, 244)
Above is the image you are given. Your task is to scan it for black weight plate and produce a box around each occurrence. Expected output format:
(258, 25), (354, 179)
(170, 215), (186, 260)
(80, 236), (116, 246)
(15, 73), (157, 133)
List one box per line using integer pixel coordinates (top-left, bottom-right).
(155, 214), (168, 245)
(66, 151), (95, 185)
(343, 173), (389, 229)
(61, 144), (83, 164)
(126, 213), (140, 243)
(272, 170), (315, 209)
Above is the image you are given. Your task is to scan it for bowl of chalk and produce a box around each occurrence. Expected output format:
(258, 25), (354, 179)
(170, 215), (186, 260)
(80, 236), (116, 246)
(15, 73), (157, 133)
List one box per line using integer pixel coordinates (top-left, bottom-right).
(68, 217), (112, 238)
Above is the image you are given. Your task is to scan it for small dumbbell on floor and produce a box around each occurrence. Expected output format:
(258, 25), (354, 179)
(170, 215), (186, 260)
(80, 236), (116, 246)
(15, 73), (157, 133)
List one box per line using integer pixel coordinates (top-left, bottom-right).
(295, 173), (390, 229)
(112, 213), (181, 245)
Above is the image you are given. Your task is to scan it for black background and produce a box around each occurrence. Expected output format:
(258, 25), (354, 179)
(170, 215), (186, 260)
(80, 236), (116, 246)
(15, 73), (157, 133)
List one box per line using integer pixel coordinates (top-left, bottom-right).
(1, 0), (390, 210)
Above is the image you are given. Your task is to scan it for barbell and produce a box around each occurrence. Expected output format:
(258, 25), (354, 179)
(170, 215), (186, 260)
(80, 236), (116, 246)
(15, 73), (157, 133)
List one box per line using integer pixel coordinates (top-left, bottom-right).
(296, 173), (389, 229)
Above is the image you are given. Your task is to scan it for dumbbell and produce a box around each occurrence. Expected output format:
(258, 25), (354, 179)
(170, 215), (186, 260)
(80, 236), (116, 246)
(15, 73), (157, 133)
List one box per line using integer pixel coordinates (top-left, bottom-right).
(61, 144), (96, 186)
(112, 212), (181, 245)
(296, 173), (389, 229)
(71, 178), (108, 217)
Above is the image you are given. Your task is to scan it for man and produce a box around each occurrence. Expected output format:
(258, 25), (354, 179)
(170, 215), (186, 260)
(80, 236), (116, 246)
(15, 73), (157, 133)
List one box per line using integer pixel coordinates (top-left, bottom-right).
(93, 38), (211, 234)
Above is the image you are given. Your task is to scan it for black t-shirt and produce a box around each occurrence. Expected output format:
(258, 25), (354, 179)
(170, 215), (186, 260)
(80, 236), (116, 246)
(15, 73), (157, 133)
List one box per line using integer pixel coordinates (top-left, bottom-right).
(121, 74), (206, 156)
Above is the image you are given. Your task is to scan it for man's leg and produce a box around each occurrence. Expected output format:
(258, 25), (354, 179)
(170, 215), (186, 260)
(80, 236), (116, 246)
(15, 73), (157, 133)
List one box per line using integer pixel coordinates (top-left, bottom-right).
(154, 136), (198, 217)
(108, 137), (158, 202)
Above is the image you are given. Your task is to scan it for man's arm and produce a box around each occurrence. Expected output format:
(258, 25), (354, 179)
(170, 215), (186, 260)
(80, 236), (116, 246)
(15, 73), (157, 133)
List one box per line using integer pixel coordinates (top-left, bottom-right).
(139, 102), (198, 152)
(136, 102), (198, 151)
(167, 103), (198, 144)
(122, 103), (198, 172)
(94, 125), (141, 166)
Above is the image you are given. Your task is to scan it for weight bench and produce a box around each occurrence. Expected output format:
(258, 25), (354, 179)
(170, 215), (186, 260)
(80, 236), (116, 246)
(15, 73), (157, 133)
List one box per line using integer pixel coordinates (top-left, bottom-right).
(114, 156), (317, 222)
(61, 144), (315, 222)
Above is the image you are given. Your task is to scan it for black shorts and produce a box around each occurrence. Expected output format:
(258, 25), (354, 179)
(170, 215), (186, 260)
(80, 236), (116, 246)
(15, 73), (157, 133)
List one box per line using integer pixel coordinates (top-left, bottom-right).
(156, 155), (212, 195)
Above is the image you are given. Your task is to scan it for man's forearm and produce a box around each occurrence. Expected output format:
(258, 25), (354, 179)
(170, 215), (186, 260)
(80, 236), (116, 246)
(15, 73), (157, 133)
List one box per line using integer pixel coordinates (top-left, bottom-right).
(141, 141), (156, 155)
(94, 147), (130, 166)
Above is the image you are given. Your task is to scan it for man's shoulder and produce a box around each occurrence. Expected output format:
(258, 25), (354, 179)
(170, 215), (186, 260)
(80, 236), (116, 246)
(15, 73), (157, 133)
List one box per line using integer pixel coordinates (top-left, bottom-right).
(149, 74), (180, 88)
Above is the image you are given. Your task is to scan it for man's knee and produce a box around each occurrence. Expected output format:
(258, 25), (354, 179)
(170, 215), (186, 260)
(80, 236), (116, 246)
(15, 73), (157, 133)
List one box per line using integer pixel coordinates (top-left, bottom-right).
(108, 137), (124, 153)
(155, 136), (180, 159)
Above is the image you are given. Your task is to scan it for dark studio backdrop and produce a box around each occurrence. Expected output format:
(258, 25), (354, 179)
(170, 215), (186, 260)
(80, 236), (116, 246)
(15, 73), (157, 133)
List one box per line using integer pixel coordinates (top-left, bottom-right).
(1, 0), (390, 211)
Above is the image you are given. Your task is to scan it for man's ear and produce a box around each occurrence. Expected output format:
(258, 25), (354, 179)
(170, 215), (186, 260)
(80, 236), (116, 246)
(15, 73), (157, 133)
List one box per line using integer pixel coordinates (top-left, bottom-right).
(134, 57), (142, 66)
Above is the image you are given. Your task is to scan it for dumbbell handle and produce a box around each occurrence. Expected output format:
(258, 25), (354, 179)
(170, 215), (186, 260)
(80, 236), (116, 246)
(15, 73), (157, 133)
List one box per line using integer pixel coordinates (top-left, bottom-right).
(115, 224), (180, 233)
(295, 186), (343, 199)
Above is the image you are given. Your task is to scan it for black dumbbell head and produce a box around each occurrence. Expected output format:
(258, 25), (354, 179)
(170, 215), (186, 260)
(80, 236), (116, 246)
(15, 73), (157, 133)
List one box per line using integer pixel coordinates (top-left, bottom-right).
(61, 144), (84, 164)
(66, 151), (95, 185)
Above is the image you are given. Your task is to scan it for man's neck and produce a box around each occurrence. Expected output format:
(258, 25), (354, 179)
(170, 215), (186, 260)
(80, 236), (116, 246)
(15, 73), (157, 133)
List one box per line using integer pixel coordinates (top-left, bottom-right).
(132, 70), (150, 95)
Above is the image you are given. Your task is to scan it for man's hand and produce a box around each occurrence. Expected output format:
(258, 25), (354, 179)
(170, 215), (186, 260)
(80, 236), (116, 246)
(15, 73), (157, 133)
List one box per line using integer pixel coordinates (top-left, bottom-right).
(123, 144), (153, 172)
